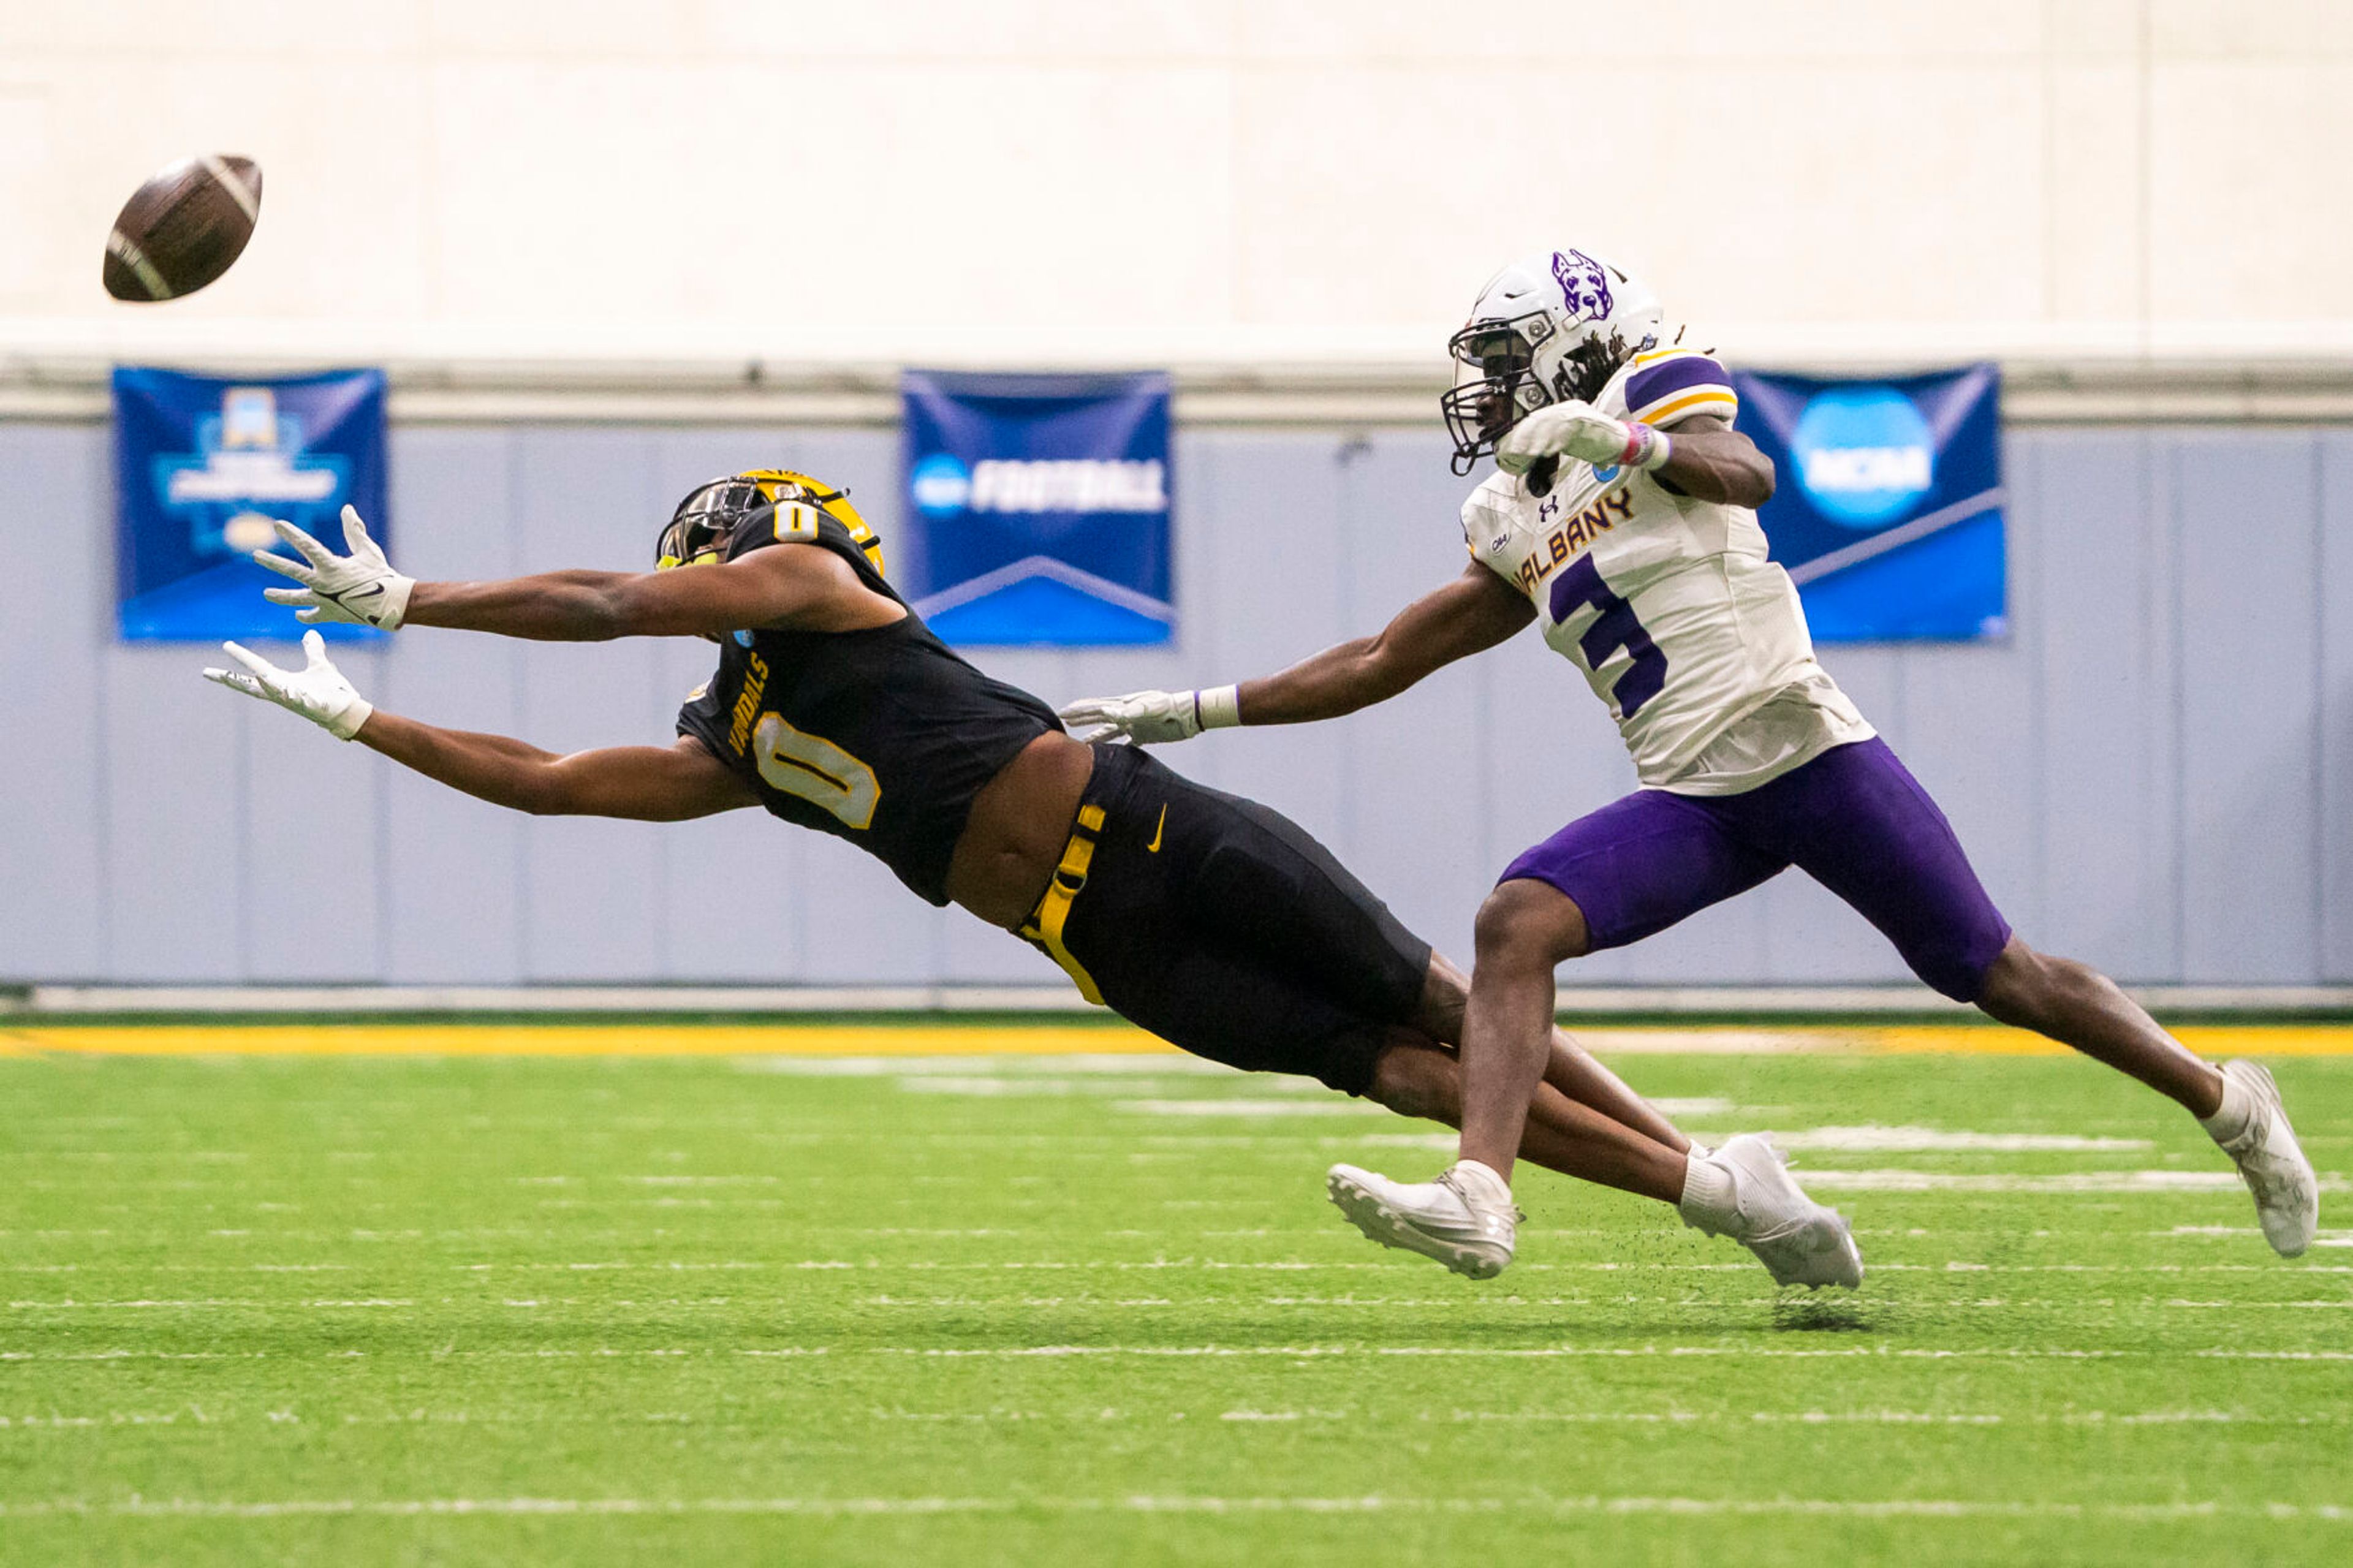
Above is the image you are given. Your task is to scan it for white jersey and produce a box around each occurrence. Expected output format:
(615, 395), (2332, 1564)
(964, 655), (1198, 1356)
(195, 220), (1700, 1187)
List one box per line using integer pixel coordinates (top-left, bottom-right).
(1461, 344), (1873, 795)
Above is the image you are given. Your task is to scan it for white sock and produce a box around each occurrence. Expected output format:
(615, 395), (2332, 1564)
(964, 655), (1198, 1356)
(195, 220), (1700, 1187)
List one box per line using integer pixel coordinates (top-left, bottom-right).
(2199, 1068), (2254, 1145)
(1449, 1159), (1512, 1206)
(1678, 1151), (1738, 1235)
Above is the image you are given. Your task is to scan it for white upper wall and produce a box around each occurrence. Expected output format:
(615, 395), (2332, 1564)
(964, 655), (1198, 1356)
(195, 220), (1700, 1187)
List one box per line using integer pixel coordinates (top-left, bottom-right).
(4, 0), (2351, 368)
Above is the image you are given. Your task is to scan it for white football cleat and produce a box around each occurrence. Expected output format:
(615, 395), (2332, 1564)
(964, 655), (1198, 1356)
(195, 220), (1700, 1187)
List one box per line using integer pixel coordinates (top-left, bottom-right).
(2213, 1061), (2319, 1258)
(1707, 1134), (1865, 1290)
(1326, 1161), (1517, 1280)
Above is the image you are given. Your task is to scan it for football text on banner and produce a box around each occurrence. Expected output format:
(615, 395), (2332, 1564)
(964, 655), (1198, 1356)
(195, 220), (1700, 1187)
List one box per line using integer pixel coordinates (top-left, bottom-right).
(1731, 363), (2005, 642)
(900, 370), (1173, 646)
(112, 366), (388, 643)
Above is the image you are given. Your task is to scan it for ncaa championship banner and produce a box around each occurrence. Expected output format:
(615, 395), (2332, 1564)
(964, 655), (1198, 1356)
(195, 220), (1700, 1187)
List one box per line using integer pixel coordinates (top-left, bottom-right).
(1732, 363), (2006, 642)
(901, 370), (1173, 646)
(113, 365), (388, 642)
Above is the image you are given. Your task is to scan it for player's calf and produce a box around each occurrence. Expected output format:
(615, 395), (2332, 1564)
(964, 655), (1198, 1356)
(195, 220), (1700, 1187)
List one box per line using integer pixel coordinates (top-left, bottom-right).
(1363, 1036), (1461, 1124)
(1458, 879), (1593, 1179)
(1979, 944), (2316, 1256)
(1976, 939), (2227, 1117)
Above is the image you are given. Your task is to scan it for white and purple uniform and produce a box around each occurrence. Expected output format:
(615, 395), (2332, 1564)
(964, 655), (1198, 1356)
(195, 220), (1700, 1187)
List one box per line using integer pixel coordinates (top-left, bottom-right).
(1463, 346), (1876, 795)
(1467, 346), (2011, 999)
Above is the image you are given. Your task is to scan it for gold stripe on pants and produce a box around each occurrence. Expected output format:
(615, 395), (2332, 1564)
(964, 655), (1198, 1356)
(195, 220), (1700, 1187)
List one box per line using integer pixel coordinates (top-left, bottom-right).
(1021, 803), (1108, 1006)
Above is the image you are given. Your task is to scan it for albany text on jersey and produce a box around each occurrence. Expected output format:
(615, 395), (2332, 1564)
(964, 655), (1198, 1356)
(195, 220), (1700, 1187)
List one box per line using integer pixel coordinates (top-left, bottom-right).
(1461, 345), (1873, 795)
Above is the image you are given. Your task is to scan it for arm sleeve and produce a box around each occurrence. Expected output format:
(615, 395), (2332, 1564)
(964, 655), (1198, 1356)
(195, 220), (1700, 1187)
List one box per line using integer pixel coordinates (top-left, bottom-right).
(1623, 350), (1738, 428)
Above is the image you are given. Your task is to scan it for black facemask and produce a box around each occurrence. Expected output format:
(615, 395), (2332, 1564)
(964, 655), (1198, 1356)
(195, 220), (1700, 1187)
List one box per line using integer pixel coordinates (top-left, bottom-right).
(1440, 317), (1545, 477)
(656, 477), (781, 569)
(1438, 322), (1639, 477)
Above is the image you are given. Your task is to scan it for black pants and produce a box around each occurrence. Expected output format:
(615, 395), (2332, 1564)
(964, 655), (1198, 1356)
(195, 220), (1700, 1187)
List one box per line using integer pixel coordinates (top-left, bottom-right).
(1024, 744), (1433, 1095)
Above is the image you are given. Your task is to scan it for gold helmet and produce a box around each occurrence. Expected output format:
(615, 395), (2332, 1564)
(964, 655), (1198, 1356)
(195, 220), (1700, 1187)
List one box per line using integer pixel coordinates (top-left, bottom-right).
(654, 469), (885, 574)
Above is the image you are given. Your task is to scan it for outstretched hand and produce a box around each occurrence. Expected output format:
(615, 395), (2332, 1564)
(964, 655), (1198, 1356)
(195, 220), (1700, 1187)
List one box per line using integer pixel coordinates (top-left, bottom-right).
(1058, 690), (1212, 746)
(202, 629), (376, 740)
(254, 504), (415, 628)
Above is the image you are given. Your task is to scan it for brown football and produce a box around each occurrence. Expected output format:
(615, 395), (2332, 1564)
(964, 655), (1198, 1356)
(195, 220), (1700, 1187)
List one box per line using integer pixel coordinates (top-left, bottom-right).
(102, 154), (263, 303)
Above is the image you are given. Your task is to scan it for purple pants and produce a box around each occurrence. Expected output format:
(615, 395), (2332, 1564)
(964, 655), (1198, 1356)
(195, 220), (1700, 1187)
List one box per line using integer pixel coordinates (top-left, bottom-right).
(1500, 738), (2012, 1001)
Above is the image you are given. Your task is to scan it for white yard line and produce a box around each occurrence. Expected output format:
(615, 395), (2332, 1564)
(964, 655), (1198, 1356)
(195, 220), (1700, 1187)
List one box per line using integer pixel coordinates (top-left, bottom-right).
(1648, 1098), (1738, 1117)
(854, 1344), (2353, 1361)
(4, 1299), (411, 1310)
(0, 1351), (270, 1361)
(0, 1494), (2341, 1521)
(1116, 1099), (1388, 1117)
(17, 1293), (2351, 1317)
(740, 1055), (1237, 1077)
(901, 1077), (1338, 1098)
(1797, 1170), (2351, 1194)
(9, 1406), (2343, 1432)
(1768, 1128), (2153, 1153)
(9, 1343), (2347, 1363)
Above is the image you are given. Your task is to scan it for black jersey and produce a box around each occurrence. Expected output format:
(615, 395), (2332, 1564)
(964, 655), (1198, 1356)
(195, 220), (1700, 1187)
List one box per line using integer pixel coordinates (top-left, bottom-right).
(675, 499), (1060, 906)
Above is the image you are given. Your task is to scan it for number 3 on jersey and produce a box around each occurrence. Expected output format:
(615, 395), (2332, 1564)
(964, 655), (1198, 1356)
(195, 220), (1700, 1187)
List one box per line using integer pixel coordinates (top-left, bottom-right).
(752, 712), (881, 830)
(1549, 556), (1668, 718)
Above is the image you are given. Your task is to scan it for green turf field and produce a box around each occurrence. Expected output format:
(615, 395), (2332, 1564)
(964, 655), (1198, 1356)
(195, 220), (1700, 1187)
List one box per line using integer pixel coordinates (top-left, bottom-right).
(1, 1040), (2346, 1565)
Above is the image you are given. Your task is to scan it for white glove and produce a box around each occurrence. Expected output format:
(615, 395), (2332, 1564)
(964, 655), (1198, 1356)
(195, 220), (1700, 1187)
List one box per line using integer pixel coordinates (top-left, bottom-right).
(1058, 686), (1241, 746)
(202, 630), (375, 740)
(1496, 400), (1671, 477)
(254, 504), (414, 628)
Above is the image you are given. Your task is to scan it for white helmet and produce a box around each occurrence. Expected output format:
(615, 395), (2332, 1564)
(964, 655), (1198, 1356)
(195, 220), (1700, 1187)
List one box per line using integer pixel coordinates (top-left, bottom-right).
(1441, 248), (1665, 475)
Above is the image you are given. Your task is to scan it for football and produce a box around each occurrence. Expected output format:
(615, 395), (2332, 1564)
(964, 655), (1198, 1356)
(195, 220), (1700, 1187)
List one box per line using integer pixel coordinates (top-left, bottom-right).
(101, 154), (263, 302)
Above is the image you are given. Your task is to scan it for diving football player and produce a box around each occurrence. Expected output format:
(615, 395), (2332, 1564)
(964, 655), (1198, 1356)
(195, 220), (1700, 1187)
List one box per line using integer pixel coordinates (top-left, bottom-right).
(201, 471), (1856, 1287)
(1061, 249), (2319, 1280)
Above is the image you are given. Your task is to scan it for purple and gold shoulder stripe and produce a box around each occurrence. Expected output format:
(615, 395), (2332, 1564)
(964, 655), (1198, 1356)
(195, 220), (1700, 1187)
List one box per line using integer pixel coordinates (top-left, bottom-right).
(1624, 349), (1737, 428)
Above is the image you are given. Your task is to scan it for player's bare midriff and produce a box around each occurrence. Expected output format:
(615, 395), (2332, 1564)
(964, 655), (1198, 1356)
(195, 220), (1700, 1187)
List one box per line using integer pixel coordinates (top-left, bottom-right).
(945, 729), (1097, 929)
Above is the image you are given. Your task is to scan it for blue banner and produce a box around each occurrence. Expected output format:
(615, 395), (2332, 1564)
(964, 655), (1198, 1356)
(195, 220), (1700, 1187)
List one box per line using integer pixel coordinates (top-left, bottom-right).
(113, 366), (387, 642)
(901, 370), (1172, 646)
(1732, 363), (2006, 642)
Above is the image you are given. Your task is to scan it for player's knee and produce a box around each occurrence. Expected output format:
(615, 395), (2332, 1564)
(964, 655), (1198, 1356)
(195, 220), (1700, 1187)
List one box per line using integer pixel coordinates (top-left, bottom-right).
(1899, 928), (2015, 1006)
(1972, 937), (2071, 1018)
(1366, 1041), (1461, 1125)
(1473, 880), (1588, 971)
(1411, 953), (1471, 1043)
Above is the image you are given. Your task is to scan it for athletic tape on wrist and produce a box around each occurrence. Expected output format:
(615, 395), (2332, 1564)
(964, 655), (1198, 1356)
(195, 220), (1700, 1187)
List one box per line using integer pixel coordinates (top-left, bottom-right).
(330, 699), (374, 742)
(1195, 685), (1242, 730)
(1623, 423), (1672, 472)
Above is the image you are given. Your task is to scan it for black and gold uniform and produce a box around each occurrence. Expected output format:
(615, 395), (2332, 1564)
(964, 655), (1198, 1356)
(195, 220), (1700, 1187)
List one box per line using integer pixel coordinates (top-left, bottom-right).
(672, 472), (1058, 905)
(1034, 743), (1431, 1094)
(669, 470), (1431, 1095)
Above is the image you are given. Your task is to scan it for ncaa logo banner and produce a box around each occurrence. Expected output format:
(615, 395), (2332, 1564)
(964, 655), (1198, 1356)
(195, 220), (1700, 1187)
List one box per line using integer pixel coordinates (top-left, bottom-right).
(113, 365), (388, 642)
(901, 369), (1173, 646)
(1732, 363), (2006, 642)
